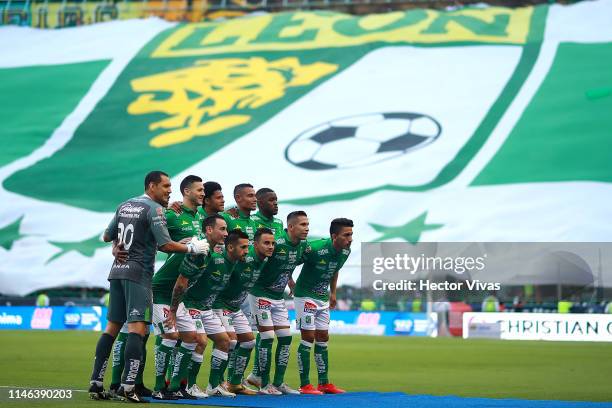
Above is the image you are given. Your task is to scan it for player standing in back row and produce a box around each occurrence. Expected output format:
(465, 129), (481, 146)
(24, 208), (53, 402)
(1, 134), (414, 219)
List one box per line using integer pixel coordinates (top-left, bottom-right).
(88, 171), (210, 403)
(294, 218), (353, 395)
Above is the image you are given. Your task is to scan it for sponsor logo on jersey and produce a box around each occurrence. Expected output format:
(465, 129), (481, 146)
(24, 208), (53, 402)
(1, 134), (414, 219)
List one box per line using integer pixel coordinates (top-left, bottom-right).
(318, 259), (327, 265)
(188, 309), (202, 319)
(156, 207), (164, 216)
(317, 248), (329, 256)
(258, 299), (272, 310)
(130, 308), (141, 317)
(121, 204), (145, 214)
(304, 301), (317, 314)
(163, 307), (169, 318)
(223, 310), (232, 316)
(182, 220), (189, 225)
(214, 258), (225, 264)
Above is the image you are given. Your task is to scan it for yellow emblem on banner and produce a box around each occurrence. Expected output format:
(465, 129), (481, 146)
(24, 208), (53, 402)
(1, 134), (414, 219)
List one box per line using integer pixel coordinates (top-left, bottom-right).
(128, 57), (337, 148)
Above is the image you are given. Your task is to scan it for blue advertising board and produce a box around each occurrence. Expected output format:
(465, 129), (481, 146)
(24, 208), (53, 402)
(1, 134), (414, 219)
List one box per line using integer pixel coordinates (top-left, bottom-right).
(0, 307), (435, 336)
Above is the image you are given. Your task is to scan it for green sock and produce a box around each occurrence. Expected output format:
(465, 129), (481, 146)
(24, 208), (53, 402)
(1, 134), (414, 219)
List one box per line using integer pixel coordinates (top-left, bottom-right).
(258, 337), (274, 387)
(166, 339), (181, 384)
(251, 333), (260, 376)
(110, 332), (127, 386)
(297, 341), (312, 387)
(226, 342), (237, 382)
(314, 342), (329, 385)
(154, 339), (175, 391)
(230, 344), (253, 385)
(208, 349), (229, 388)
(135, 334), (149, 385)
(188, 353), (203, 388)
(273, 336), (292, 387)
(169, 345), (193, 391)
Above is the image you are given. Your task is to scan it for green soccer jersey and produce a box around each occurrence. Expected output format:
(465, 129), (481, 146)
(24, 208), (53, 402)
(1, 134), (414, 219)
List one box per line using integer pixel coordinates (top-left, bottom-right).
(251, 211), (284, 237)
(294, 238), (350, 302)
(182, 250), (235, 311)
(225, 209), (257, 241)
(250, 229), (307, 300)
(151, 206), (203, 305)
(213, 246), (268, 312)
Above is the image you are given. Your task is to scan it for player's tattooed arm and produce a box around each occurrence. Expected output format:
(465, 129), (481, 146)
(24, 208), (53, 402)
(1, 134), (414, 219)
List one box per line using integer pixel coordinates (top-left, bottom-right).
(165, 274), (189, 329)
(169, 275), (189, 313)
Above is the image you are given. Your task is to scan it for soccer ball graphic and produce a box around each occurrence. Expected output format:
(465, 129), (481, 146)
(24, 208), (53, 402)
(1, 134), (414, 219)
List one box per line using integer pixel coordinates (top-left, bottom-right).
(284, 112), (441, 170)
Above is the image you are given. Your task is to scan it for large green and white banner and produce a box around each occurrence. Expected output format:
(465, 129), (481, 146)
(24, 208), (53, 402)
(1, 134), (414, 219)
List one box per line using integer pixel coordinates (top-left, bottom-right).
(1, 1), (611, 294)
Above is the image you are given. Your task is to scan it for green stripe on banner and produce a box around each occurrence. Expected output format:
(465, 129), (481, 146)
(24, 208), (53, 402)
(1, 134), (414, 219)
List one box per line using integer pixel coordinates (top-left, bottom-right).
(0, 60), (110, 169)
(472, 42), (612, 185)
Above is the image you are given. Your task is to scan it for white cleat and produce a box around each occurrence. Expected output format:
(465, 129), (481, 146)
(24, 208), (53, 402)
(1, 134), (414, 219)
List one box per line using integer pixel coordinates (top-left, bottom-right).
(275, 383), (300, 395)
(242, 379), (257, 391)
(206, 384), (236, 397)
(258, 384), (283, 396)
(187, 384), (209, 398)
(246, 373), (262, 388)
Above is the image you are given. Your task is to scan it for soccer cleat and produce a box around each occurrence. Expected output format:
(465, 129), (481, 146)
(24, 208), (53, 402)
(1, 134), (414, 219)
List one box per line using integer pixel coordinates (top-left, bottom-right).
(317, 383), (346, 394)
(246, 373), (262, 388)
(275, 383), (300, 395)
(206, 384), (236, 397)
(121, 386), (150, 403)
(299, 384), (324, 395)
(135, 384), (153, 397)
(88, 381), (109, 400)
(107, 383), (122, 400)
(258, 384), (283, 396)
(227, 383), (258, 395)
(151, 389), (178, 400)
(187, 384), (209, 398)
(172, 388), (197, 399)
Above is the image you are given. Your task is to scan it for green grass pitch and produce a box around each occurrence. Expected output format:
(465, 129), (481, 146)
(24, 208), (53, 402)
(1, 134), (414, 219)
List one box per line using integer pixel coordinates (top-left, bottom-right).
(0, 330), (610, 407)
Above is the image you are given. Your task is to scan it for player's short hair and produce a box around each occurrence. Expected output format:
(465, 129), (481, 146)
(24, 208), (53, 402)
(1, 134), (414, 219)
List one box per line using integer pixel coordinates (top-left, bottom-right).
(256, 188), (275, 199)
(180, 175), (202, 196)
(203, 214), (224, 230)
(204, 181), (222, 199)
(287, 210), (307, 225)
(144, 171), (169, 190)
(234, 183), (254, 197)
(254, 227), (274, 242)
(225, 229), (249, 247)
(330, 218), (354, 236)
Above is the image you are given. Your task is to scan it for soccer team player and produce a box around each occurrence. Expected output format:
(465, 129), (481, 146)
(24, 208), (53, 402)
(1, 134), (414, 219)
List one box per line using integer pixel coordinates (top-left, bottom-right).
(89, 172), (353, 402)
(87, 171), (210, 402)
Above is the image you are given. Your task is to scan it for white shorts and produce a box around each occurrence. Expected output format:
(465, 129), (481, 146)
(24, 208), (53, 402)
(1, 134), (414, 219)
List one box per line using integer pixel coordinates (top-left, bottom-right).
(294, 297), (330, 331)
(214, 309), (252, 335)
(240, 299), (257, 331)
(152, 303), (198, 335)
(248, 295), (290, 328)
(197, 309), (226, 335)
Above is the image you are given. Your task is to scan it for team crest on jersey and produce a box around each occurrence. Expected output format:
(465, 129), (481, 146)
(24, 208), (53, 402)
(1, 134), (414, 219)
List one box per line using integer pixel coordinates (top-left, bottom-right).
(304, 301), (317, 314)
(258, 299), (272, 310)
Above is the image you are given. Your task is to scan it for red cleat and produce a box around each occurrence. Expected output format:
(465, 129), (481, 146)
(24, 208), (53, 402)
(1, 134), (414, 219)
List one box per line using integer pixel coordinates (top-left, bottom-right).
(317, 383), (346, 394)
(299, 384), (324, 395)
